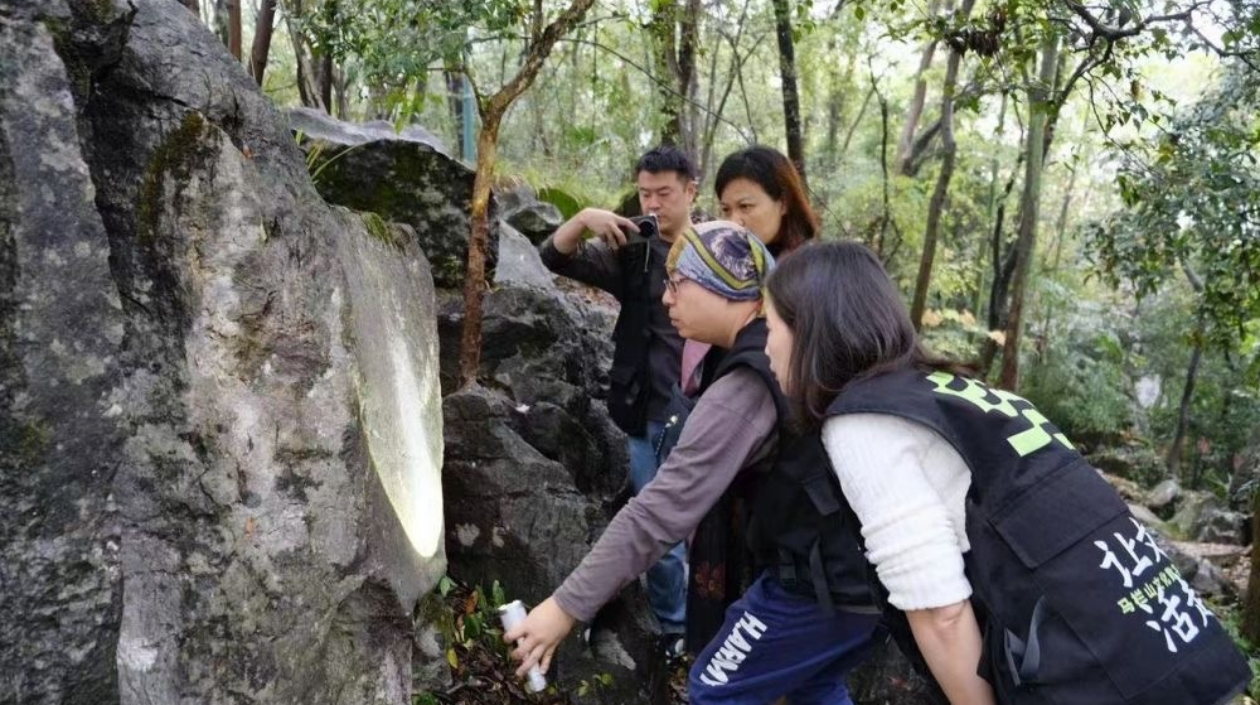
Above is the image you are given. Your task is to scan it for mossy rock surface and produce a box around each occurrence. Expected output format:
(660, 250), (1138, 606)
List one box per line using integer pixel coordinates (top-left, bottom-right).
(292, 107), (497, 289)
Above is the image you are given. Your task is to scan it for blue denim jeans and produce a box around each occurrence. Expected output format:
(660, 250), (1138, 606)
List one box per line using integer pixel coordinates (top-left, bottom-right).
(627, 420), (687, 636)
(688, 573), (880, 705)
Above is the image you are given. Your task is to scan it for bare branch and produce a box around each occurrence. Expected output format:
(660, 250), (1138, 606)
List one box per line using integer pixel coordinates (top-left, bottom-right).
(1063, 0), (1195, 41)
(555, 36), (755, 143)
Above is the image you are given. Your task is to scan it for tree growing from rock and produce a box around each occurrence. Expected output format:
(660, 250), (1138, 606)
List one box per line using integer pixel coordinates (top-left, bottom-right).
(285, 0), (597, 387)
(456, 0), (597, 387)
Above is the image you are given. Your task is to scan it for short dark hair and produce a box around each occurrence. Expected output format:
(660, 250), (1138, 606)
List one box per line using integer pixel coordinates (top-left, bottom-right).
(635, 145), (698, 183)
(767, 241), (956, 425)
(715, 146), (819, 255)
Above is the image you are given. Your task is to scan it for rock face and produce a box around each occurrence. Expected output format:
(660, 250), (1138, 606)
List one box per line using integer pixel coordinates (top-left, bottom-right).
(494, 223), (556, 290)
(289, 107), (497, 289)
(1, 1), (444, 702)
(1172, 491), (1246, 544)
(437, 280), (664, 702)
(1086, 444), (1165, 485)
(497, 186), (564, 245)
(280, 71), (661, 705)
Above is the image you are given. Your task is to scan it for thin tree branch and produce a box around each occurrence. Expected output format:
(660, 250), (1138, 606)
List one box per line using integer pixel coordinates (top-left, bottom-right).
(555, 36), (754, 143)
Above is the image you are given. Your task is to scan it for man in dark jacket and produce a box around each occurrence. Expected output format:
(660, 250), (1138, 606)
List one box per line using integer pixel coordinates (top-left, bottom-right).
(538, 146), (697, 643)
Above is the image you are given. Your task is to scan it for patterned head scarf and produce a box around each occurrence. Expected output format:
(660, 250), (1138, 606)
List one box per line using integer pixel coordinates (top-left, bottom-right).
(666, 221), (776, 301)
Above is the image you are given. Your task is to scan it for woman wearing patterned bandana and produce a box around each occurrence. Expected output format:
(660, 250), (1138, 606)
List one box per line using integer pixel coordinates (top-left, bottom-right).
(506, 223), (880, 705)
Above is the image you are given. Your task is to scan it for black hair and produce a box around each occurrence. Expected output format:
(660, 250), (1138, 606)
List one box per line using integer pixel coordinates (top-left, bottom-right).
(765, 240), (966, 425)
(635, 145), (698, 183)
(715, 146), (818, 255)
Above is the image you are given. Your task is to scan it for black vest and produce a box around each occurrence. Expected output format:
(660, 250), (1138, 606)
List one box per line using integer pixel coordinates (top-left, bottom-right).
(659, 321), (874, 651)
(607, 241), (659, 436)
(827, 367), (1250, 705)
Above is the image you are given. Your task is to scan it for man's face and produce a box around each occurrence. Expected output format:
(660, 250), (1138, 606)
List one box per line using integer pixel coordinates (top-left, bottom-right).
(637, 170), (696, 240)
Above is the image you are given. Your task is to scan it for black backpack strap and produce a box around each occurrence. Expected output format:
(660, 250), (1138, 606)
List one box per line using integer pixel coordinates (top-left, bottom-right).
(1004, 596), (1048, 687)
(809, 539), (835, 617)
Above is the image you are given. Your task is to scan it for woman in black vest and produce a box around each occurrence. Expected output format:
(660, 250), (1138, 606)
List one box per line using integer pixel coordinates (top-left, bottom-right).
(761, 240), (1250, 704)
(506, 224), (880, 705)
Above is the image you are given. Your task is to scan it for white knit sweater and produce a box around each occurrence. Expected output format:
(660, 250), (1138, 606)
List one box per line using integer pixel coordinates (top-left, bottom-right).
(822, 413), (974, 611)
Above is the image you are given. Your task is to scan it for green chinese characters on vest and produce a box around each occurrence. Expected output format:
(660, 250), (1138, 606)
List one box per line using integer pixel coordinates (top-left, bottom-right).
(927, 371), (1074, 457)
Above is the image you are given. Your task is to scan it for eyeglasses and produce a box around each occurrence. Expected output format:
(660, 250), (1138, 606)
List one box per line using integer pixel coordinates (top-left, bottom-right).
(664, 275), (686, 295)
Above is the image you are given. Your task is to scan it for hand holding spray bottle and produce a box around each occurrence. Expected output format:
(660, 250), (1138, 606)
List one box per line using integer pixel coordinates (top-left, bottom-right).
(499, 600), (548, 693)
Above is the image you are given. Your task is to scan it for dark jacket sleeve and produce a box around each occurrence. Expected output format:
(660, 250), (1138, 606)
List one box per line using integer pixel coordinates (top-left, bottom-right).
(539, 234), (624, 299)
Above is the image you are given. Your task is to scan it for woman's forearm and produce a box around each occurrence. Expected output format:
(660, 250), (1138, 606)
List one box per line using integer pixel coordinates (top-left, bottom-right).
(906, 600), (996, 705)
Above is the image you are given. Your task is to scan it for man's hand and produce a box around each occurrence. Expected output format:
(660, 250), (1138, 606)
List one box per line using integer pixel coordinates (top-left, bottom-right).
(551, 208), (639, 254)
(503, 596), (578, 678)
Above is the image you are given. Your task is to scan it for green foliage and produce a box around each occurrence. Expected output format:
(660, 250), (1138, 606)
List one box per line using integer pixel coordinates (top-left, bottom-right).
(537, 186), (583, 221)
(415, 577), (557, 702)
(1086, 65), (1260, 352)
(1021, 330), (1134, 447)
(296, 130), (365, 187)
(305, 0), (527, 74)
(919, 307), (990, 362)
(1211, 601), (1260, 697)
(575, 671), (615, 698)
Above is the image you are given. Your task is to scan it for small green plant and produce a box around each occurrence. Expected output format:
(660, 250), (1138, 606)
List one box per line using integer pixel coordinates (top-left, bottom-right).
(293, 129), (363, 186)
(575, 672), (614, 697)
(1212, 601), (1260, 698)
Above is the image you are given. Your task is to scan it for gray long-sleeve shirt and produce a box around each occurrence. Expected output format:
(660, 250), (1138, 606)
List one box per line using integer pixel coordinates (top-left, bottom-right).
(539, 235), (683, 423)
(553, 368), (778, 621)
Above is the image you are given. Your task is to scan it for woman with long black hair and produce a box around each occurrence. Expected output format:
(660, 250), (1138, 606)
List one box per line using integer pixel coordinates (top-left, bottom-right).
(761, 240), (1250, 705)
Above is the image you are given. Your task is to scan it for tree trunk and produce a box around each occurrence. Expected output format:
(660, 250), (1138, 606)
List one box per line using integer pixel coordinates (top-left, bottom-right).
(1169, 339), (1199, 478)
(873, 73), (892, 257)
(974, 91), (1007, 317)
(998, 33), (1060, 391)
(680, 0), (701, 163)
(213, 0), (230, 49)
(318, 53), (334, 116)
(650, 2), (683, 148)
(459, 122), (500, 387)
(1034, 156), (1079, 366)
(976, 110), (1023, 378)
(840, 85), (874, 159)
(648, 0), (701, 162)
(824, 47), (860, 171)
(896, 0), (942, 176)
(771, 0), (807, 187)
(700, 0), (753, 180)
(910, 0), (973, 329)
(249, 0), (277, 85)
(285, 0), (328, 111)
(228, 0), (242, 60)
(1170, 268), (1207, 479)
(459, 0), (596, 386)
(1242, 486), (1260, 643)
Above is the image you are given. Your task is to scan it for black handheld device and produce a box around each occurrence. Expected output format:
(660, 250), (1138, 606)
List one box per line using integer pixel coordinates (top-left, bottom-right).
(625, 214), (659, 244)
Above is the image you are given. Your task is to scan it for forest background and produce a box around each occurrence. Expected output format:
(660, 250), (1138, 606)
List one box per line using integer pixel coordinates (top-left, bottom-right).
(181, 0), (1260, 674)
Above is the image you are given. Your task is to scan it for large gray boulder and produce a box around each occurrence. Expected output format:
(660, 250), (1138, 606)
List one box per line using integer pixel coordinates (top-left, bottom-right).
(438, 262), (661, 700)
(497, 185), (564, 245)
(494, 223), (555, 290)
(1172, 491), (1246, 544)
(437, 283), (624, 498)
(1087, 444), (1165, 485)
(289, 107), (497, 289)
(1, 1), (443, 702)
(442, 384), (665, 705)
